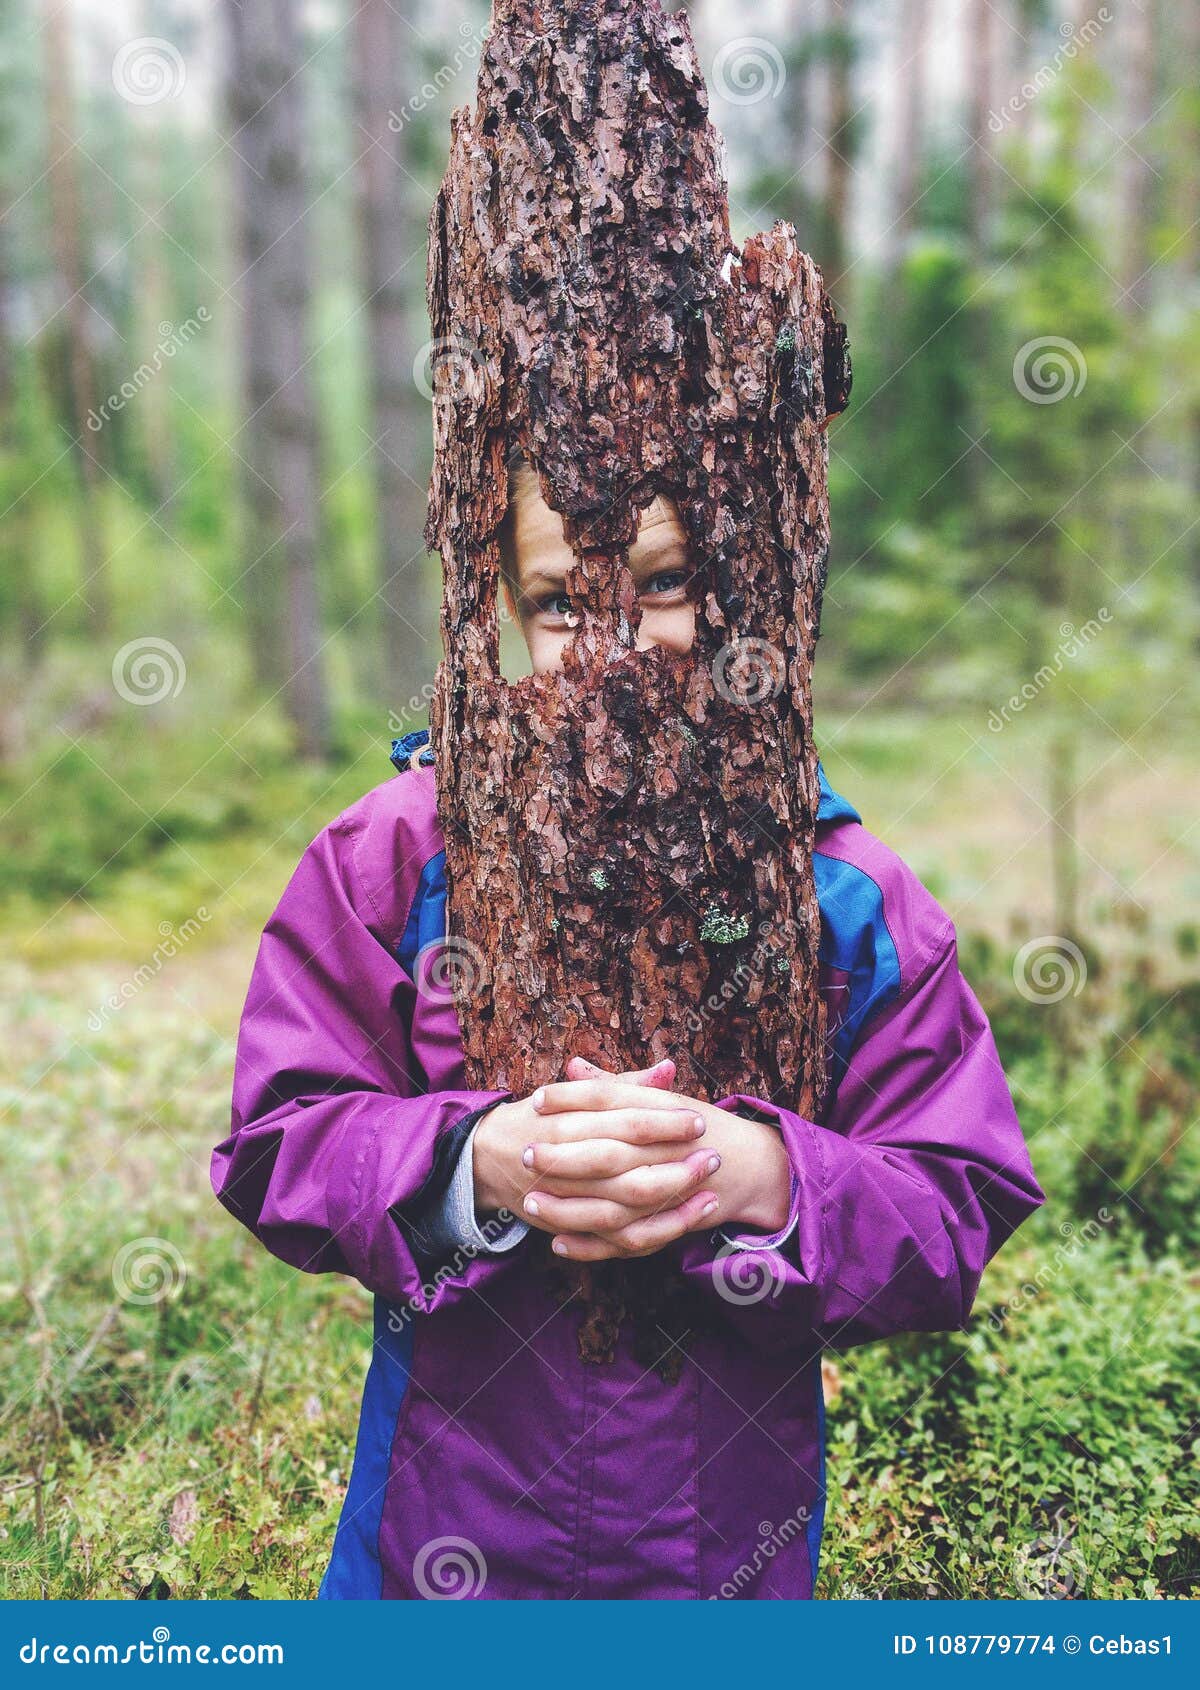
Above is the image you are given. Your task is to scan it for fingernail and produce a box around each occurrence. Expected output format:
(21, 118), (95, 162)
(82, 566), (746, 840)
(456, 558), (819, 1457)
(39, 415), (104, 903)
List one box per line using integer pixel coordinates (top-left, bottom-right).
(701, 1198), (718, 1217)
(522, 1146), (535, 1168)
(706, 1154), (721, 1174)
(691, 1115), (706, 1135)
(524, 1195), (540, 1216)
(531, 1087), (546, 1110)
(552, 1239), (568, 1256)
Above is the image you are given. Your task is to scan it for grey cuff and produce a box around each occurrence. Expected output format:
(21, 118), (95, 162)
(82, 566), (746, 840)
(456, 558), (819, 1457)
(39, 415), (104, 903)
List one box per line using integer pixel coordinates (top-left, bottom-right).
(420, 1121), (530, 1261)
(719, 1171), (801, 1252)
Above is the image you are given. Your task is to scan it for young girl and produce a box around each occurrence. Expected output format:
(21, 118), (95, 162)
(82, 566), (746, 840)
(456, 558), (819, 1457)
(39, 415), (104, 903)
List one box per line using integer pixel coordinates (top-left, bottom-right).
(212, 460), (1044, 1600)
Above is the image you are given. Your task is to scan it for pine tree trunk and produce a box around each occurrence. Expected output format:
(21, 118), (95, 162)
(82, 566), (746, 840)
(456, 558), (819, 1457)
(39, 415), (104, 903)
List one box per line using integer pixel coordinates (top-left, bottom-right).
(424, 0), (850, 1121)
(224, 0), (330, 754)
(40, 0), (109, 636)
(353, 0), (437, 710)
(888, 0), (929, 264)
(1117, 0), (1157, 315)
(823, 0), (854, 299)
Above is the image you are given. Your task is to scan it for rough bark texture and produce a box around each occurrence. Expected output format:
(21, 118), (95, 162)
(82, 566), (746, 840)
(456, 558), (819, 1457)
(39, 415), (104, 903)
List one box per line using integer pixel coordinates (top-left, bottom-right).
(425, 0), (850, 1130)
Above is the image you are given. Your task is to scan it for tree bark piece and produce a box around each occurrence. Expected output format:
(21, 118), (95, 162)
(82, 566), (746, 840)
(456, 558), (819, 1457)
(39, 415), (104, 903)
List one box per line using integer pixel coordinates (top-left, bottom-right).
(426, 0), (850, 1127)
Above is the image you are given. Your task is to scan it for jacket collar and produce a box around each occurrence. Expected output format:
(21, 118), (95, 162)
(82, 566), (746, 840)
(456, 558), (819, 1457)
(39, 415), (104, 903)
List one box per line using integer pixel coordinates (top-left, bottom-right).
(817, 761), (860, 826)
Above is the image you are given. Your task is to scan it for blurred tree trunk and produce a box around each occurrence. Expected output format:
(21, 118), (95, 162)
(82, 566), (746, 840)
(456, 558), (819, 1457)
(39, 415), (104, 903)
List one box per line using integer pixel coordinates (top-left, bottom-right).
(224, 0), (330, 757)
(40, 0), (109, 636)
(889, 0), (929, 264)
(964, 0), (993, 261)
(822, 0), (853, 300)
(353, 0), (436, 710)
(961, 0), (996, 505)
(1117, 0), (1157, 316)
(1179, 0), (1200, 602)
(133, 118), (177, 524)
(0, 219), (47, 759)
(783, 2), (815, 205)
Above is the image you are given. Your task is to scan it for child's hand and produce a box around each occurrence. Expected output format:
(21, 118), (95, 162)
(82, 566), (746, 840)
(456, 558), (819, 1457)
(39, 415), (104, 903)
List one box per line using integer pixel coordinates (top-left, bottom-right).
(527, 1073), (793, 1261)
(472, 1080), (720, 1242)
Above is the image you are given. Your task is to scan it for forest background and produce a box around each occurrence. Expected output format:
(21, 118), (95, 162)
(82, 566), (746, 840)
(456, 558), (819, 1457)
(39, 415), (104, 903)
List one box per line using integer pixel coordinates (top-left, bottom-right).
(1, 0), (1197, 1598)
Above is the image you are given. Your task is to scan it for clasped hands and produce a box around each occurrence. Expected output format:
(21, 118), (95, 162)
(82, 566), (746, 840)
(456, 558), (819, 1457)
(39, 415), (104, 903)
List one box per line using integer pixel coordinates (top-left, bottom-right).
(472, 1056), (791, 1263)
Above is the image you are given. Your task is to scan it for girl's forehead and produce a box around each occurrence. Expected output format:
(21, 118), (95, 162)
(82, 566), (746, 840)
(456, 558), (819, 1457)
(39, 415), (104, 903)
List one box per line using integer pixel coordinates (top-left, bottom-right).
(512, 483), (685, 581)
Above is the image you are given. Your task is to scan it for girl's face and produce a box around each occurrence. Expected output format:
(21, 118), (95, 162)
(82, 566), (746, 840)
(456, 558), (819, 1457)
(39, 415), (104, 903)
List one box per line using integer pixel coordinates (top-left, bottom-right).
(502, 472), (697, 674)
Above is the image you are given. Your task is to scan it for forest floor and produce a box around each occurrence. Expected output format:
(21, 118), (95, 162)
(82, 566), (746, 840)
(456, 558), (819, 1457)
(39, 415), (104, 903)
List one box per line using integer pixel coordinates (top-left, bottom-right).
(2, 717), (1198, 1598)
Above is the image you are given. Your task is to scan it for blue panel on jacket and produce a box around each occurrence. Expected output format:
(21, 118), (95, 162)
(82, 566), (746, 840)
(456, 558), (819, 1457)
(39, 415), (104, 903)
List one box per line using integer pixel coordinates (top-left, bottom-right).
(319, 1300), (415, 1599)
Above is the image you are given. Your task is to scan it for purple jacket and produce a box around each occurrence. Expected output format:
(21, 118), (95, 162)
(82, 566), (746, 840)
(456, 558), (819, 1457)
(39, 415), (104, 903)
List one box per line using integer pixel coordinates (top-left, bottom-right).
(212, 756), (1044, 1600)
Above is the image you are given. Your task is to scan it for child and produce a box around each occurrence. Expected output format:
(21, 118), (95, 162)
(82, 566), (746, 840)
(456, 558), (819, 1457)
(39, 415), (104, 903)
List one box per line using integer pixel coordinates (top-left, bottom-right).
(213, 460), (1044, 1600)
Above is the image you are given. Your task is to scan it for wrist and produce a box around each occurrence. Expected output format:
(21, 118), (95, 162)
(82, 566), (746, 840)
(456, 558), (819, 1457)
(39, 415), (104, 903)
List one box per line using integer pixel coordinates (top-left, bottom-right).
(728, 1117), (792, 1233)
(471, 1101), (514, 1215)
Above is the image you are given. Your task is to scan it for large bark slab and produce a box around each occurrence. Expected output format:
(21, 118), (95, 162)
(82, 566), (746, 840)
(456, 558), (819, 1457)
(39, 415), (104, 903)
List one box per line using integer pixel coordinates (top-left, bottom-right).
(425, 0), (849, 1131)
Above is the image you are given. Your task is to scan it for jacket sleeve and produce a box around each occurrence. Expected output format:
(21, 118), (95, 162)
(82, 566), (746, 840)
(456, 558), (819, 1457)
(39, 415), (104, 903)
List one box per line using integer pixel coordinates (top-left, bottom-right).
(678, 919), (1045, 1353)
(210, 812), (518, 1311)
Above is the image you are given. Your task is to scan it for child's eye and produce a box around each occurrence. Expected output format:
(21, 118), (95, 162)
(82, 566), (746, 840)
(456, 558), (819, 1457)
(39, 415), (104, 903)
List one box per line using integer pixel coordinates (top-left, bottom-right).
(542, 592), (574, 618)
(642, 570), (689, 597)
